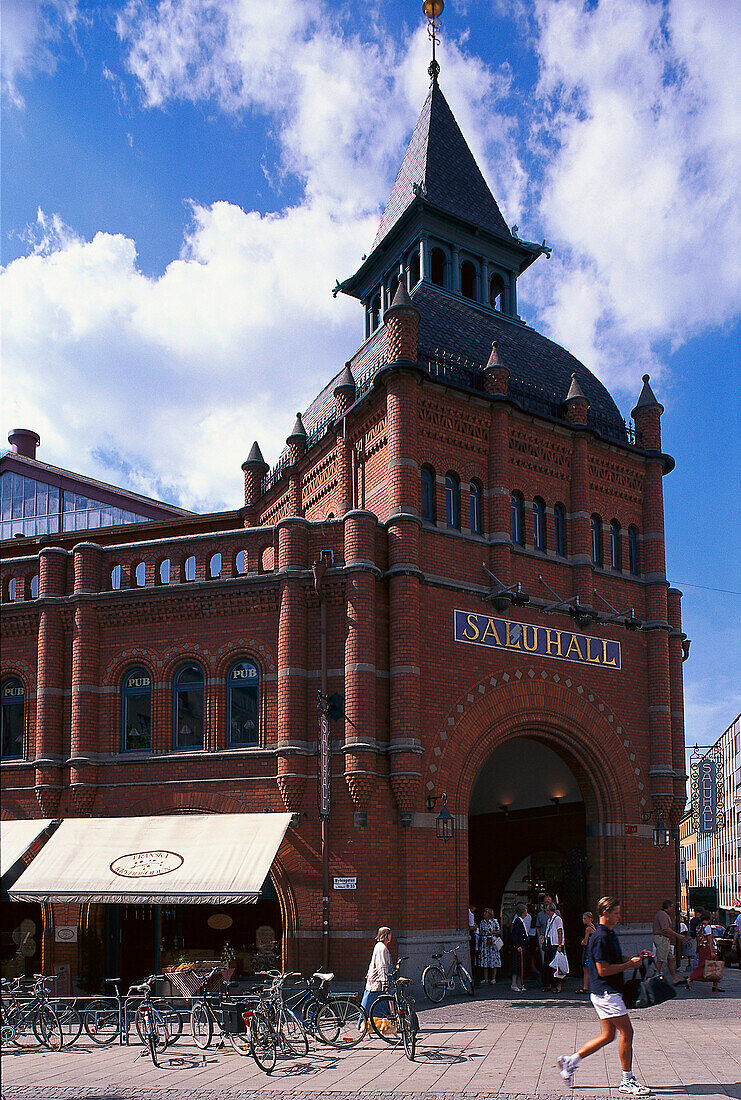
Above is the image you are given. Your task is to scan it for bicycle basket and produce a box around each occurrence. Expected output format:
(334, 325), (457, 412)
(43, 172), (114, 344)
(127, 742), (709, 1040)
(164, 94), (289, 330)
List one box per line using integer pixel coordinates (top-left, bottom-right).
(221, 1001), (251, 1035)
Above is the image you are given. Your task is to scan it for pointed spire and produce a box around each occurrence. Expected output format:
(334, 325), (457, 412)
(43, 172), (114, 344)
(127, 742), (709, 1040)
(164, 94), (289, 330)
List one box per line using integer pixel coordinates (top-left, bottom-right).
(371, 82), (512, 252)
(333, 362), (356, 396)
(383, 278), (418, 319)
(242, 440), (266, 468)
(565, 372), (586, 402)
(632, 374), (664, 416)
(483, 339), (510, 396)
(486, 339), (504, 369)
(287, 412), (306, 442)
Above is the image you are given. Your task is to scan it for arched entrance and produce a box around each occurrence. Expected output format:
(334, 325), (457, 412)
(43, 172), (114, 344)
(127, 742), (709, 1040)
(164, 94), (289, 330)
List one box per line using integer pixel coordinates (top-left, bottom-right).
(468, 736), (591, 972)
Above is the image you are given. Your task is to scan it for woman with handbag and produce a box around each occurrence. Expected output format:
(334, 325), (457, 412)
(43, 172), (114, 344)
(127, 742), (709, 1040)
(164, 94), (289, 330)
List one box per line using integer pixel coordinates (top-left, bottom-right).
(686, 912), (724, 992)
(477, 906), (502, 984)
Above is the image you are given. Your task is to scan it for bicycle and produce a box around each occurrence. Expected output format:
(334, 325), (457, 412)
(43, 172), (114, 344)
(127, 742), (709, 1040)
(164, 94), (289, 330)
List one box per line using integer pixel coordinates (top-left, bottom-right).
(127, 975), (169, 1067)
(238, 971), (309, 1072)
(187, 966), (242, 1049)
(83, 976), (183, 1047)
(422, 945), (474, 1002)
(1, 975), (63, 1050)
(367, 959), (420, 1060)
(284, 970), (368, 1048)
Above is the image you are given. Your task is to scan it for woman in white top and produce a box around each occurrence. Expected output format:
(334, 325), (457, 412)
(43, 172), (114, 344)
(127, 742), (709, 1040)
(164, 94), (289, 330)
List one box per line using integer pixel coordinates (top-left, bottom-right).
(360, 927), (393, 1018)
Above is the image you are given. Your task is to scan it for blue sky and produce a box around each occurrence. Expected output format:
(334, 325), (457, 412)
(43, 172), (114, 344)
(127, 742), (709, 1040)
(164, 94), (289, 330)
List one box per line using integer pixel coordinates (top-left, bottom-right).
(2, 0), (740, 754)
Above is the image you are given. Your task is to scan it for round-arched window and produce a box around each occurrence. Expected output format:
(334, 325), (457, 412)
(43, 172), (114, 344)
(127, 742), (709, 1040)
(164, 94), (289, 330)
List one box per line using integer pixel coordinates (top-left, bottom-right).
(121, 667), (152, 753)
(461, 260), (476, 300)
(228, 660), (260, 747)
(445, 472), (460, 529)
(431, 248), (446, 287)
(490, 272), (505, 310)
(1, 678), (25, 758)
(173, 665), (204, 750)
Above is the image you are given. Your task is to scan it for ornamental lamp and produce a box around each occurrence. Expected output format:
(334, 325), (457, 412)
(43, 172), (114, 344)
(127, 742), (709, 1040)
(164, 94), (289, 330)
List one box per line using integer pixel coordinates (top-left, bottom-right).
(653, 816), (670, 850)
(423, 0), (444, 18)
(435, 793), (454, 842)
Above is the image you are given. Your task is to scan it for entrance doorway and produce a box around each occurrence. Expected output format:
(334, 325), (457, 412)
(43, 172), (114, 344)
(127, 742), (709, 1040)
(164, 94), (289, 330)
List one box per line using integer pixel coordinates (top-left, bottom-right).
(468, 736), (589, 973)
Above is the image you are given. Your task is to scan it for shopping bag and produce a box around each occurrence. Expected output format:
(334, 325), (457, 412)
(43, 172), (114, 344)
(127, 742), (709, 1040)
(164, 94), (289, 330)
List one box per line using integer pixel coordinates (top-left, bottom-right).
(703, 959), (724, 981)
(493, 937), (504, 952)
(550, 949), (569, 978)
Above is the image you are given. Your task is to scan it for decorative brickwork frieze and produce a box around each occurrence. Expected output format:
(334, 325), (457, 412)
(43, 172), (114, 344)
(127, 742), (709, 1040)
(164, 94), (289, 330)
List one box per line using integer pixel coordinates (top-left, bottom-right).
(509, 425), (571, 480)
(588, 454), (643, 503)
(419, 398), (488, 455)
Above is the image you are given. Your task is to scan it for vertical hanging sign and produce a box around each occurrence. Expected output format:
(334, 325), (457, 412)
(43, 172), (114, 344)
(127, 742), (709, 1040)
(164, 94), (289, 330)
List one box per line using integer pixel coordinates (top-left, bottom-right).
(697, 758), (718, 834)
(318, 712), (331, 819)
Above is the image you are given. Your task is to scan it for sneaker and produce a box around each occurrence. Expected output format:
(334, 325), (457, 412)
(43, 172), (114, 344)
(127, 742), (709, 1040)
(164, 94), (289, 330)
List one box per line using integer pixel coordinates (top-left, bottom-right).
(557, 1055), (575, 1083)
(618, 1078), (651, 1095)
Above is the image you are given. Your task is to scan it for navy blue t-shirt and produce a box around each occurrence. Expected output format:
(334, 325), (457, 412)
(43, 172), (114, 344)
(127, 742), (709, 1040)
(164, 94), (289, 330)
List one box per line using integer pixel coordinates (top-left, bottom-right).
(587, 924), (624, 995)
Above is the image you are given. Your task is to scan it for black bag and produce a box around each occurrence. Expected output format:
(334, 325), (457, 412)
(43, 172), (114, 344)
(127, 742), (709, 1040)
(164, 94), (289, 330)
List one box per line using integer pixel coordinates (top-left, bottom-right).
(633, 962), (677, 1009)
(221, 1001), (249, 1035)
(622, 968), (642, 1009)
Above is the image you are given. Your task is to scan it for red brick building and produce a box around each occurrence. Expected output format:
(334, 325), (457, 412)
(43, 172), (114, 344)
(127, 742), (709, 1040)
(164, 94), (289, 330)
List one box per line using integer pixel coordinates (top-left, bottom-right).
(1, 74), (687, 989)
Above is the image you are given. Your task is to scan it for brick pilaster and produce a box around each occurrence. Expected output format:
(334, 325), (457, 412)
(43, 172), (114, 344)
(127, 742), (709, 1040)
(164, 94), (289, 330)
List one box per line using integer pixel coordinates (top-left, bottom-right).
(276, 518), (308, 810)
(667, 587), (687, 826)
(569, 433), (593, 604)
(343, 510), (378, 809)
(35, 548), (68, 817)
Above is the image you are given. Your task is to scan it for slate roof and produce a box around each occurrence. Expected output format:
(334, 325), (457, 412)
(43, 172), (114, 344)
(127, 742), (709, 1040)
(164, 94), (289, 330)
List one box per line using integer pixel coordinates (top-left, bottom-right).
(300, 286), (626, 445)
(371, 81), (513, 251)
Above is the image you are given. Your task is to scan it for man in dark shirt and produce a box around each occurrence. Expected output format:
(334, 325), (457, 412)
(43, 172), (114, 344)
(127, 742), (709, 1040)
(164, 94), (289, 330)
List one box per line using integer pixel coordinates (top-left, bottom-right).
(557, 896), (652, 1095)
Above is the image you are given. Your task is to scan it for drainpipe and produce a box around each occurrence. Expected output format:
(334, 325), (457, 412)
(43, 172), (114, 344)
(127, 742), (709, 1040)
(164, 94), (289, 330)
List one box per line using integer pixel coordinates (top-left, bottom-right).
(312, 558), (331, 971)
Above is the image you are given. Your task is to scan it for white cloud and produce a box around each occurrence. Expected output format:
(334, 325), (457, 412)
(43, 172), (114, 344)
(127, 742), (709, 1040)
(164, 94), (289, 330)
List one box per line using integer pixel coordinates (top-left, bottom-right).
(1, 0), (79, 107)
(524, 0), (741, 397)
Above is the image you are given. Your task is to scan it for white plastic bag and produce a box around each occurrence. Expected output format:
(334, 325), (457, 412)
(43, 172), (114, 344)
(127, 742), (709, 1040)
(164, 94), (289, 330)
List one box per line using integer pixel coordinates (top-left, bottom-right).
(550, 949), (570, 978)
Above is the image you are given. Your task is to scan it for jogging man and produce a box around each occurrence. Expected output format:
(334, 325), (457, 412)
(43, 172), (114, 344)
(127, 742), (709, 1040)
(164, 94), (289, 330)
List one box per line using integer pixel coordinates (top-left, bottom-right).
(557, 896), (652, 1095)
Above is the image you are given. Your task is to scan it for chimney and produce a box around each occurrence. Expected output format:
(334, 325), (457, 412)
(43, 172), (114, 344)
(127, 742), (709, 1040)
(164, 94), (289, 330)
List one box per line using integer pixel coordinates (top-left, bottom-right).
(8, 429), (40, 460)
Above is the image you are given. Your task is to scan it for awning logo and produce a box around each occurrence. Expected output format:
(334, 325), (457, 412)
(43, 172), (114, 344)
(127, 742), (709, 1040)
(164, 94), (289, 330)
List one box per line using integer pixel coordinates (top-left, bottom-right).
(110, 850), (184, 878)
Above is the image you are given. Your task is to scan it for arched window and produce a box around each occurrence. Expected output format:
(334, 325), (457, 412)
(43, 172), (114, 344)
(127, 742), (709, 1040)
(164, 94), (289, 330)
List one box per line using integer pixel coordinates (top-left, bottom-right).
(533, 497), (546, 552)
(30, 574), (39, 599)
(610, 520), (622, 570)
(5, 578), (16, 602)
(511, 492), (524, 547)
(431, 248), (446, 287)
(388, 271), (400, 301)
(370, 293), (381, 332)
(235, 550), (247, 575)
(421, 465), (436, 523)
(209, 553), (222, 579)
(173, 665), (204, 750)
(184, 555), (196, 582)
(490, 272), (505, 310)
(111, 565), (122, 590)
(227, 660), (260, 746)
(158, 559), (171, 585)
(121, 666), (152, 752)
(591, 514), (603, 567)
(445, 473), (460, 529)
(134, 562), (145, 587)
(408, 249), (420, 288)
(628, 525), (640, 576)
(554, 503), (567, 557)
(469, 480), (483, 535)
(1, 678), (24, 758)
(461, 260), (476, 300)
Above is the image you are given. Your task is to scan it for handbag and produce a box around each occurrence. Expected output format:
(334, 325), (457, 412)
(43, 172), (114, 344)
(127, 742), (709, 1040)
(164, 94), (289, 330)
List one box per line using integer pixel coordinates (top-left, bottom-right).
(703, 959), (724, 981)
(681, 939), (695, 958)
(633, 962), (677, 1008)
(493, 936), (504, 952)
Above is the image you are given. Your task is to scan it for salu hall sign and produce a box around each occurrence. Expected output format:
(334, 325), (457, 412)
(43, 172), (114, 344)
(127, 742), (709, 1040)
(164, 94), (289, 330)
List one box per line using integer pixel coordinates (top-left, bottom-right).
(454, 610), (622, 670)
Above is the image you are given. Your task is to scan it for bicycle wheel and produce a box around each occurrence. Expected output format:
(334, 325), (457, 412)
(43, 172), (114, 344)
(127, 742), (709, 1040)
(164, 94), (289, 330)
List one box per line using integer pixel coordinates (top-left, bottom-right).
(249, 1009), (277, 1074)
(368, 995), (401, 1044)
(84, 999), (120, 1045)
(33, 1006), (63, 1050)
(49, 1000), (83, 1046)
(456, 962), (475, 996)
(280, 1007), (309, 1056)
(401, 1008), (416, 1061)
(147, 1033), (159, 1067)
(135, 1008), (169, 1053)
(190, 1001), (213, 1049)
(422, 965), (446, 1003)
(7, 1004), (36, 1047)
(153, 999), (182, 1044)
(317, 999), (367, 1048)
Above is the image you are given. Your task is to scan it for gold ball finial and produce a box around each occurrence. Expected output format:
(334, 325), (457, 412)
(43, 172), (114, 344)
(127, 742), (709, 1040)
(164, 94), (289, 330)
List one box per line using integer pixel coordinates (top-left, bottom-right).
(423, 0), (444, 19)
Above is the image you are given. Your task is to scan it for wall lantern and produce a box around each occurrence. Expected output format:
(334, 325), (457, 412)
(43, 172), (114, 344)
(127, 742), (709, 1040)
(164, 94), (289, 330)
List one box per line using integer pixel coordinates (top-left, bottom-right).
(642, 809), (671, 850)
(426, 792), (454, 842)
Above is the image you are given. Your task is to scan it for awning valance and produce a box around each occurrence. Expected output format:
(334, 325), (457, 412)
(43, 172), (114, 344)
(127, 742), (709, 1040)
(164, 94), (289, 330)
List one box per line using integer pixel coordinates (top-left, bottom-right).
(9, 813), (293, 905)
(1, 819), (56, 878)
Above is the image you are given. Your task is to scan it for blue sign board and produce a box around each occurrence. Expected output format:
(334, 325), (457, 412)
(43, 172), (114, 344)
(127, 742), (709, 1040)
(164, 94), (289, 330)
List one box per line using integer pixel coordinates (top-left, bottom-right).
(454, 610), (621, 670)
(697, 758), (718, 834)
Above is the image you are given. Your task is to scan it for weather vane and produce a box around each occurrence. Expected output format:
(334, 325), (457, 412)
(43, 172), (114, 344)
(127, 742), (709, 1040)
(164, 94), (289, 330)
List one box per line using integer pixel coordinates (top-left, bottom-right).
(423, 0), (444, 84)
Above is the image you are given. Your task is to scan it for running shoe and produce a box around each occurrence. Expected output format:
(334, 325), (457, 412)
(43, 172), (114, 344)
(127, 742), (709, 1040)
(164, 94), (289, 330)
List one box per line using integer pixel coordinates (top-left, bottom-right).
(618, 1077), (651, 1095)
(557, 1055), (575, 1083)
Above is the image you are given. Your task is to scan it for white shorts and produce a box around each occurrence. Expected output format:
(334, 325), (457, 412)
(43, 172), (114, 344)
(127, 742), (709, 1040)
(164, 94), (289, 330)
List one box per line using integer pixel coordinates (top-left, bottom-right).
(590, 991), (628, 1019)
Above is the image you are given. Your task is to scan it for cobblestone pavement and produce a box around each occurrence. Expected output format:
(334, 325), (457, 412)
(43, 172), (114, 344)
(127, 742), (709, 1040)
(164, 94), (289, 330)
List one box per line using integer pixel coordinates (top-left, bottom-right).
(3, 966), (740, 1100)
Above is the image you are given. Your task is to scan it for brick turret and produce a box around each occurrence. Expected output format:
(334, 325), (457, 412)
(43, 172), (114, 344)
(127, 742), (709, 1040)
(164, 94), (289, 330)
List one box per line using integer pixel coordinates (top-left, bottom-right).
(563, 372), (590, 425)
(333, 363), (356, 417)
(383, 282), (420, 365)
(482, 340), (509, 396)
(632, 374), (663, 451)
(242, 441), (268, 505)
(287, 414), (306, 517)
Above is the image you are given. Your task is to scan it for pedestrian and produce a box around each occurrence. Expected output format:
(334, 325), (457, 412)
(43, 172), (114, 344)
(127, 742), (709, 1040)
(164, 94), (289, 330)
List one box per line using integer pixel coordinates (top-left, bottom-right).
(510, 902), (529, 992)
(652, 900), (685, 986)
(686, 912), (724, 993)
(468, 902), (477, 975)
(540, 902), (565, 992)
(360, 927), (393, 1023)
(687, 908), (701, 973)
(526, 904), (539, 977)
(535, 895), (552, 987)
(557, 896), (652, 1095)
(477, 906), (501, 984)
(577, 911), (596, 993)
